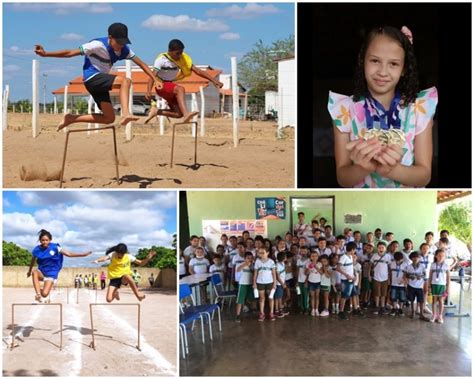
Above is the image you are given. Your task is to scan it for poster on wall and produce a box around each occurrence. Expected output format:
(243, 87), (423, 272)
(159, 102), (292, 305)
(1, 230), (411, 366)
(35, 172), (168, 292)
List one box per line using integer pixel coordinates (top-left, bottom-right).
(256, 197), (286, 220)
(202, 219), (268, 251)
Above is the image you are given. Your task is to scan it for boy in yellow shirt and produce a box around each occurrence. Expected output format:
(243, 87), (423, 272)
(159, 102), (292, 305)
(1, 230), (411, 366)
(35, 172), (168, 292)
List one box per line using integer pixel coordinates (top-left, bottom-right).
(93, 243), (156, 302)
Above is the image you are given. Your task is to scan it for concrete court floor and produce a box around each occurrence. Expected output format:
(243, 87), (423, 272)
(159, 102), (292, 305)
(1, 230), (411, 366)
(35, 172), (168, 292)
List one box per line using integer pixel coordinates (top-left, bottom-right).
(180, 281), (471, 376)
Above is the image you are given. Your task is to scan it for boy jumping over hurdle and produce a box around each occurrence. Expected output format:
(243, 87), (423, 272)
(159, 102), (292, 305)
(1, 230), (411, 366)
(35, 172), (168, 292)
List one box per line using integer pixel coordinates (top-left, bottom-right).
(34, 22), (161, 131)
(145, 39), (223, 124)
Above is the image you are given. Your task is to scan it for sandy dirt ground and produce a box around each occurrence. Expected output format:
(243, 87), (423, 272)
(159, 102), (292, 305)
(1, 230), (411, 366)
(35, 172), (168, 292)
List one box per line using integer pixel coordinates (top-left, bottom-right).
(3, 287), (177, 376)
(3, 113), (294, 188)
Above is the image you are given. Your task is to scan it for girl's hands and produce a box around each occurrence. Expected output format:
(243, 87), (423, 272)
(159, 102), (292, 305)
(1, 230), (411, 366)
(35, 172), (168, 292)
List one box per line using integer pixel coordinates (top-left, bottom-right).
(27, 270), (32, 278)
(375, 144), (404, 176)
(147, 251), (157, 260)
(346, 138), (382, 172)
(34, 45), (46, 56)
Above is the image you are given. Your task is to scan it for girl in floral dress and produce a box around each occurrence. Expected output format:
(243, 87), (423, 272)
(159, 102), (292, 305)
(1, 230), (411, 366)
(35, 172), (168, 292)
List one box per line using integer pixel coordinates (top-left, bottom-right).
(328, 26), (438, 188)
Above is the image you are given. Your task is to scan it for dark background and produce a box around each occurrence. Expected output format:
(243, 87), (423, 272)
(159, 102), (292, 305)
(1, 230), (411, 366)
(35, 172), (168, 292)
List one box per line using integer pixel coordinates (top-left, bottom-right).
(298, 3), (471, 188)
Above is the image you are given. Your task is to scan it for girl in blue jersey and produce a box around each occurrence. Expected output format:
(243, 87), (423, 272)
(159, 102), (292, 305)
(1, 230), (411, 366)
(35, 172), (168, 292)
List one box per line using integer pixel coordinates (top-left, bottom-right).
(34, 23), (160, 130)
(27, 229), (92, 302)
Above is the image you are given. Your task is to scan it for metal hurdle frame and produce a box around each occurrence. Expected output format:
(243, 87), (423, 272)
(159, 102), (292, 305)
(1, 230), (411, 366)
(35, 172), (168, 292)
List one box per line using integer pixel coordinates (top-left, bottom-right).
(59, 125), (120, 188)
(170, 121), (198, 168)
(89, 303), (141, 351)
(11, 303), (63, 351)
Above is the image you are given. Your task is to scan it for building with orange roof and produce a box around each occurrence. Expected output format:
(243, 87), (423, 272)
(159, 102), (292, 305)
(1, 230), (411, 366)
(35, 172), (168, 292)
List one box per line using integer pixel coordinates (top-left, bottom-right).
(52, 65), (247, 117)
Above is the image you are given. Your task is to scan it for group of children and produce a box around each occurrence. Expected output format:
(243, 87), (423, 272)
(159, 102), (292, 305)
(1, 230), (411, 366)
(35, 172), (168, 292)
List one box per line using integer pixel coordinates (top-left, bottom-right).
(34, 22), (223, 131)
(29, 229), (156, 303)
(74, 272), (101, 289)
(181, 222), (456, 324)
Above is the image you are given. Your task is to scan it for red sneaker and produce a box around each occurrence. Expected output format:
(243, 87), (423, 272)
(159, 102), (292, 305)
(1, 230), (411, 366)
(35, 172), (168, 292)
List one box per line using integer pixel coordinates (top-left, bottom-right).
(258, 313), (265, 322)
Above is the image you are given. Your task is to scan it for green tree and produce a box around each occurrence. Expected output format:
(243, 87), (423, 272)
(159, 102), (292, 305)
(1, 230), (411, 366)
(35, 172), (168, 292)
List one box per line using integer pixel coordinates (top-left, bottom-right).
(439, 202), (472, 247)
(13, 99), (32, 113)
(2, 241), (32, 266)
(238, 35), (295, 96)
(136, 245), (176, 270)
(75, 98), (89, 114)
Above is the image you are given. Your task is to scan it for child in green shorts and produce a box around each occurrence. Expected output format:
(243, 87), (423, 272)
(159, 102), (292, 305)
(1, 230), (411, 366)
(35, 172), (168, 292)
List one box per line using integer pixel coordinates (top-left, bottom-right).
(429, 249), (450, 324)
(235, 252), (255, 322)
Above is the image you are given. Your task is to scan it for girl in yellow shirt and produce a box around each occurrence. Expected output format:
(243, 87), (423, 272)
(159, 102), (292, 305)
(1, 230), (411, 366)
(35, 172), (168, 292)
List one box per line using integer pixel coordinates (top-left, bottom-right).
(93, 243), (156, 302)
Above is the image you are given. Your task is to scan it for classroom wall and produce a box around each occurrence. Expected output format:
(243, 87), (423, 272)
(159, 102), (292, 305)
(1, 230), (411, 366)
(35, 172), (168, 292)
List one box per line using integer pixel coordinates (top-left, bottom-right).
(186, 191), (437, 248)
(3, 267), (176, 289)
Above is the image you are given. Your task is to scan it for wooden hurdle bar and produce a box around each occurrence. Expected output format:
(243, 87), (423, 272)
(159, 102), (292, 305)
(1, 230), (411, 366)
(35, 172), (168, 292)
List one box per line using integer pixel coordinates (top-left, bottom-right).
(59, 125), (120, 188)
(11, 303), (63, 351)
(89, 303), (141, 351)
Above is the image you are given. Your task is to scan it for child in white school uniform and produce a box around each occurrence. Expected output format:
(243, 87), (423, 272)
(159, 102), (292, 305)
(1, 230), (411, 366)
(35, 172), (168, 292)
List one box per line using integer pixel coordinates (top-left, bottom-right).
(389, 252), (407, 316)
(329, 253), (341, 314)
(369, 242), (391, 315)
(275, 252), (290, 318)
(419, 242), (434, 314)
(305, 250), (321, 316)
(318, 254), (332, 316)
(352, 253), (364, 315)
(253, 247), (277, 322)
(428, 249), (450, 324)
(405, 252), (430, 321)
(209, 255), (226, 283)
(336, 242), (356, 320)
(235, 252), (255, 323)
(296, 246), (310, 314)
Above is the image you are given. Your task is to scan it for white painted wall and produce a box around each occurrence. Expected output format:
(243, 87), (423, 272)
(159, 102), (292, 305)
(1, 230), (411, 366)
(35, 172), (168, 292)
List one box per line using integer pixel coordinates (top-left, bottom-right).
(265, 91), (278, 114)
(278, 58), (296, 127)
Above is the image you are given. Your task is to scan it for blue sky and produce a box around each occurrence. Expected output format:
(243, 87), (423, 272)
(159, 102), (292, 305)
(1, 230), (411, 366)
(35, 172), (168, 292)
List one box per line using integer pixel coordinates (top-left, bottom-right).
(3, 2), (295, 101)
(3, 191), (177, 267)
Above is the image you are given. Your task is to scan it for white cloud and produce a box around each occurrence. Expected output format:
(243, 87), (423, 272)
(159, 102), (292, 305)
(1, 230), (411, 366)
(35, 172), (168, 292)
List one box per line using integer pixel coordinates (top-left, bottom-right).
(6, 46), (34, 56)
(3, 64), (21, 72)
(4, 191), (176, 259)
(142, 14), (229, 32)
(220, 32), (240, 41)
(207, 4), (280, 19)
(10, 3), (113, 15)
(60, 33), (84, 41)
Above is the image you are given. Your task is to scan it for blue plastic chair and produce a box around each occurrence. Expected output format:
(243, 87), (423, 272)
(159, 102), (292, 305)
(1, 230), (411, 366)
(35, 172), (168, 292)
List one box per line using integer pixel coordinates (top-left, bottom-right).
(179, 283), (206, 358)
(210, 273), (237, 309)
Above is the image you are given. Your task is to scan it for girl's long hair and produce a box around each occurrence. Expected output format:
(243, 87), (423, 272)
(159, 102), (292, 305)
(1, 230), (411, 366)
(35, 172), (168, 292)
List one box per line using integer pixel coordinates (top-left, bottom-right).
(105, 243), (128, 255)
(353, 26), (419, 106)
(38, 229), (52, 240)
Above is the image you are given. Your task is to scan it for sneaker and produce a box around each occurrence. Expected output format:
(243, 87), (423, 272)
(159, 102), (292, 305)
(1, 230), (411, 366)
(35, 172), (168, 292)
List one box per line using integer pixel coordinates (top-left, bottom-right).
(320, 309), (330, 317)
(397, 309), (405, 317)
(258, 313), (265, 322)
(331, 308), (337, 314)
(276, 311), (285, 319)
(373, 309), (379, 315)
(243, 305), (250, 313)
(380, 307), (389, 315)
(269, 313), (276, 321)
(235, 314), (241, 323)
(438, 316), (444, 324)
(311, 309), (316, 317)
(362, 302), (368, 310)
(315, 310), (320, 317)
(385, 304), (393, 310)
(338, 311), (348, 320)
(419, 314), (430, 322)
(423, 306), (432, 315)
(390, 309), (397, 317)
(280, 309), (290, 316)
(430, 312), (438, 323)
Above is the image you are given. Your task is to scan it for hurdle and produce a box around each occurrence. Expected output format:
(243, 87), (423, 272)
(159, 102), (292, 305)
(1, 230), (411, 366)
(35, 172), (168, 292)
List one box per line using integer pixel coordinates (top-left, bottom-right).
(59, 125), (120, 188)
(170, 121), (198, 168)
(89, 303), (141, 351)
(11, 303), (63, 351)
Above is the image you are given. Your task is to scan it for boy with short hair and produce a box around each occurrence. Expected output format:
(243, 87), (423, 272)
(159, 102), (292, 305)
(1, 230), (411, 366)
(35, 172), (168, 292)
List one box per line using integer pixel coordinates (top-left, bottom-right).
(296, 246), (310, 314)
(402, 239), (414, 263)
(183, 235), (199, 263)
(353, 231), (363, 259)
(209, 255), (226, 283)
(389, 252), (407, 316)
(334, 235), (346, 256)
(336, 242), (356, 320)
(235, 252), (255, 322)
(35, 23), (159, 130)
(405, 252), (430, 321)
(360, 243), (374, 309)
(147, 39), (223, 123)
(369, 242), (391, 315)
(315, 237), (332, 257)
(275, 252), (289, 318)
(324, 225), (336, 244)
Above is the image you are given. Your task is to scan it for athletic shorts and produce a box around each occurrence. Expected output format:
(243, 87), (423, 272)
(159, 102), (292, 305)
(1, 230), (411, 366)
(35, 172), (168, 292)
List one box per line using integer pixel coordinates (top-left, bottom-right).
(341, 280), (355, 299)
(353, 285), (360, 296)
(274, 285), (284, 299)
(431, 284), (446, 296)
(407, 285), (424, 303)
(38, 268), (59, 281)
(155, 81), (178, 106)
(109, 277), (125, 288)
(308, 282), (321, 291)
(390, 286), (407, 302)
(373, 280), (388, 297)
(362, 277), (372, 291)
(237, 284), (254, 304)
(257, 283), (273, 291)
(320, 285), (331, 292)
(84, 73), (116, 110)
